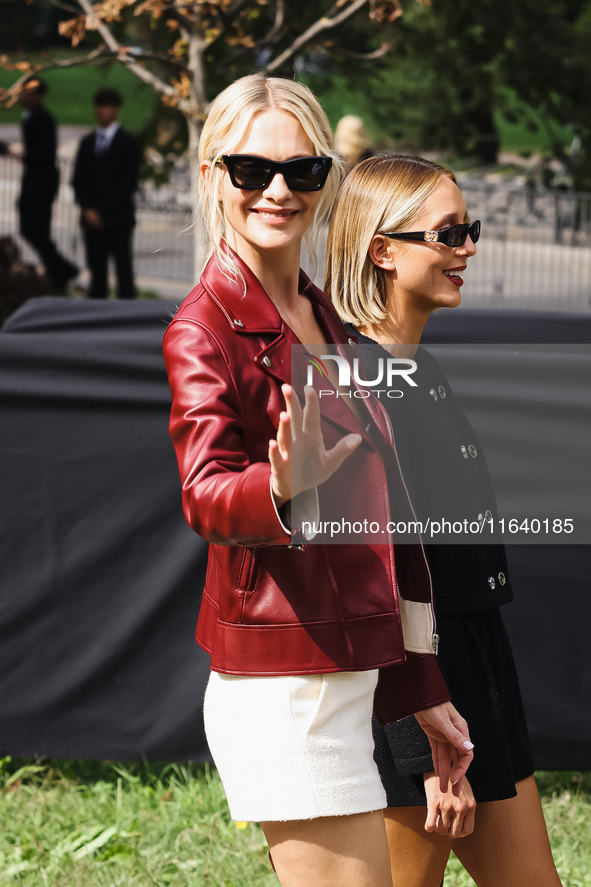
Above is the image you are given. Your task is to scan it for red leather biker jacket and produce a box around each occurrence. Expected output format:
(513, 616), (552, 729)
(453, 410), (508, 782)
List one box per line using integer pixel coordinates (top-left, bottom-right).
(163, 251), (449, 723)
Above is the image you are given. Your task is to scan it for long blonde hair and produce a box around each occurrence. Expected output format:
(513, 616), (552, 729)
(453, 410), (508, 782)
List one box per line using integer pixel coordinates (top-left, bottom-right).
(198, 73), (343, 280)
(326, 155), (458, 327)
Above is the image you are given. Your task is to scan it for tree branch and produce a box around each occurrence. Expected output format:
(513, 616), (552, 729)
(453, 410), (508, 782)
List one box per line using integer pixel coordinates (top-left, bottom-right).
(63, 46), (187, 71)
(72, 0), (176, 97)
(215, 0), (285, 65)
(185, 30), (210, 116)
(225, 0), (253, 22)
(203, 0), (251, 51)
(49, 0), (86, 14)
(265, 0), (370, 73)
(0, 47), (187, 98)
(259, 0), (285, 47)
(0, 50), (105, 105)
(330, 41), (391, 60)
(161, 1), (199, 34)
(121, 48), (189, 71)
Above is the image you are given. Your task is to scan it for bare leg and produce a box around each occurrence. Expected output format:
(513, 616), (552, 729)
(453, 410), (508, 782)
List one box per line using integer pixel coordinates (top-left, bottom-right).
(261, 810), (393, 887)
(454, 775), (563, 886)
(383, 806), (451, 887)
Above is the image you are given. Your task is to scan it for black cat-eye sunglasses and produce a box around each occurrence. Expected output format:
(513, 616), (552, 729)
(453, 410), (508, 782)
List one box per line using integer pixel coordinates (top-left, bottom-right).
(214, 154), (333, 192)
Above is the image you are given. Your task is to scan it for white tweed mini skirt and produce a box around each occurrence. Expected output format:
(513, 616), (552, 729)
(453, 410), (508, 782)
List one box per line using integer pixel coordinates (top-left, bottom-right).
(203, 668), (387, 822)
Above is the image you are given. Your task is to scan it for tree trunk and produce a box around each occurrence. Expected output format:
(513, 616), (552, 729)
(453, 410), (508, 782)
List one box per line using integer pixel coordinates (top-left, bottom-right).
(185, 30), (210, 280)
(187, 113), (207, 281)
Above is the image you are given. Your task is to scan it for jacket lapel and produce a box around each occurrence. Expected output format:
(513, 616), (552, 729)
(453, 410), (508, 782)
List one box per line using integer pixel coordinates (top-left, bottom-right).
(200, 249), (392, 443)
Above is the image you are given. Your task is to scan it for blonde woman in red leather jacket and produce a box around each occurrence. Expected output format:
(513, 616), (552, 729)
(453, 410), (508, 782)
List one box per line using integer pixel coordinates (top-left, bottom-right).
(163, 74), (473, 887)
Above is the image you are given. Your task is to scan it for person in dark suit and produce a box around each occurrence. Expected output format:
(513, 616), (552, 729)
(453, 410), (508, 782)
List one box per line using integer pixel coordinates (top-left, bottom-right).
(17, 76), (78, 291)
(73, 88), (141, 299)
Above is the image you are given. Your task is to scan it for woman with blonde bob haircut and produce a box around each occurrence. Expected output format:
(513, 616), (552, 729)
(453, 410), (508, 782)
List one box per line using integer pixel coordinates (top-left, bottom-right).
(326, 154), (563, 887)
(326, 156), (459, 330)
(164, 81), (475, 887)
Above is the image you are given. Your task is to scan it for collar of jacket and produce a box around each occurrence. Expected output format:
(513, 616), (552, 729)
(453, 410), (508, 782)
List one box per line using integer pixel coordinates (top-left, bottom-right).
(200, 243), (350, 341)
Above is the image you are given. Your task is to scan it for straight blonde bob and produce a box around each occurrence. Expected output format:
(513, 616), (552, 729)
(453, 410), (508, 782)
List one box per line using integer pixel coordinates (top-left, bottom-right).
(198, 73), (343, 280)
(325, 155), (458, 328)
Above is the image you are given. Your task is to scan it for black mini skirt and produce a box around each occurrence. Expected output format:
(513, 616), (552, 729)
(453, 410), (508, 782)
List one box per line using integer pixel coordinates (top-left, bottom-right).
(373, 608), (536, 805)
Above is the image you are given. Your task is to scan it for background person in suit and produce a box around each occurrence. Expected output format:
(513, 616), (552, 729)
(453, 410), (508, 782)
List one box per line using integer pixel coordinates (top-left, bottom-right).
(17, 76), (78, 292)
(73, 88), (141, 299)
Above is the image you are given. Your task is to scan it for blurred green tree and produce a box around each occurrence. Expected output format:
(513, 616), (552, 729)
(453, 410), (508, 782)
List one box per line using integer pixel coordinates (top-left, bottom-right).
(308, 0), (591, 176)
(1, 0), (413, 266)
(1, 1), (408, 151)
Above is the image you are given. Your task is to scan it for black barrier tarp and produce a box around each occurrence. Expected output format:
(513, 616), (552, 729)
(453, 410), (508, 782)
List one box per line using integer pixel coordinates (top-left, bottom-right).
(0, 298), (590, 767)
(423, 309), (591, 770)
(0, 297), (210, 761)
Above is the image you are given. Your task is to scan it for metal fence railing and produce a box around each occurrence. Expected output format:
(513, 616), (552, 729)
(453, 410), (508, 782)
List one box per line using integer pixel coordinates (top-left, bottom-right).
(0, 156), (195, 298)
(459, 180), (591, 312)
(2, 155), (591, 310)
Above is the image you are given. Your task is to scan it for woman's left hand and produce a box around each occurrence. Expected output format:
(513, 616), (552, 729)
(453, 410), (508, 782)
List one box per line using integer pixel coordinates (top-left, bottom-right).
(269, 383), (361, 506)
(415, 701), (474, 795)
(423, 771), (476, 838)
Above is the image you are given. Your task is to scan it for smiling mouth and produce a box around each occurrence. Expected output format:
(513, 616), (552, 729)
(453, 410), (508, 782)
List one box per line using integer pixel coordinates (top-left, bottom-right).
(444, 268), (465, 286)
(251, 208), (297, 219)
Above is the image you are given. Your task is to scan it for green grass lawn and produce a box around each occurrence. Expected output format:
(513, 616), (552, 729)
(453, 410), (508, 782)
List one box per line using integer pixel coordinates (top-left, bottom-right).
(0, 758), (276, 887)
(0, 757), (589, 886)
(493, 87), (575, 158)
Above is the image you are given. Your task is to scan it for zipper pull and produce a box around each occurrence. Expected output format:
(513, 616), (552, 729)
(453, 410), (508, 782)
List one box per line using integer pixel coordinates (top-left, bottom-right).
(432, 633), (440, 654)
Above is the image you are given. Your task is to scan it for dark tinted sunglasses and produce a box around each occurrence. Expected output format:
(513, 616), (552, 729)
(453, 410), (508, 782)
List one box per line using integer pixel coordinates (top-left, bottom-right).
(215, 154), (332, 191)
(383, 219), (481, 248)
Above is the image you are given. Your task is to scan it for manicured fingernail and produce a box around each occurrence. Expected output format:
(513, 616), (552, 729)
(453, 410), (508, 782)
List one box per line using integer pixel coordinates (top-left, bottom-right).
(463, 741), (474, 750)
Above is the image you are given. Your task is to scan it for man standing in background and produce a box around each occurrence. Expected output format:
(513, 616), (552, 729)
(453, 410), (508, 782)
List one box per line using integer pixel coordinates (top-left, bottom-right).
(73, 88), (141, 299)
(18, 76), (78, 291)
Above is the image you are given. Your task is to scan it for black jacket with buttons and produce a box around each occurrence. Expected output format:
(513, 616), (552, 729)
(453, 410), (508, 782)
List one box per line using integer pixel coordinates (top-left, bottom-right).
(349, 327), (512, 615)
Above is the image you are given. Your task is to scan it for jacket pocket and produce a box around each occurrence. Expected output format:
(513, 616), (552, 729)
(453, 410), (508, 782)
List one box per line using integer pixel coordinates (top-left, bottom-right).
(237, 548), (260, 592)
